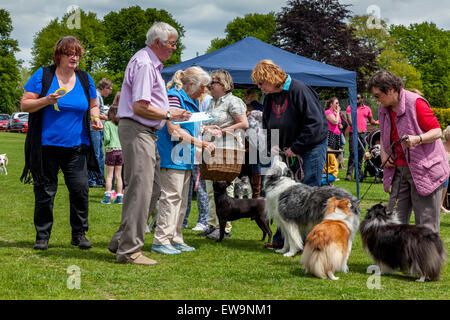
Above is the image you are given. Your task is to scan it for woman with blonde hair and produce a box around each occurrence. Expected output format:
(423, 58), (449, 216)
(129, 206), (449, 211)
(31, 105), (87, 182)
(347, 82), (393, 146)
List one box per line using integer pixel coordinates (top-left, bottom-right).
(152, 66), (214, 254)
(197, 69), (249, 240)
(251, 59), (328, 250)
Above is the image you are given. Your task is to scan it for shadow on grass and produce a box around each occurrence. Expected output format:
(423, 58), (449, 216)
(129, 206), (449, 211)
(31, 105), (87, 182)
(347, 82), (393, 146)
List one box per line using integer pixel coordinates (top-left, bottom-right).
(0, 239), (115, 263)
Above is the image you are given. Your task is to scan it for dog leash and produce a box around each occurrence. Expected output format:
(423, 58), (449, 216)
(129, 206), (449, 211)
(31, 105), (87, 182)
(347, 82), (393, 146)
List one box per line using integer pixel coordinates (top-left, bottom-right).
(360, 136), (409, 204)
(279, 149), (304, 182)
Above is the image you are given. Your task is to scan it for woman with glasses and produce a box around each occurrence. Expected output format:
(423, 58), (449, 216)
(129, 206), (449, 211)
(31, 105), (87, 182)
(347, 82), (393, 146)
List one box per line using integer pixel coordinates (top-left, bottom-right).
(21, 36), (102, 251)
(368, 70), (449, 233)
(198, 69), (249, 240)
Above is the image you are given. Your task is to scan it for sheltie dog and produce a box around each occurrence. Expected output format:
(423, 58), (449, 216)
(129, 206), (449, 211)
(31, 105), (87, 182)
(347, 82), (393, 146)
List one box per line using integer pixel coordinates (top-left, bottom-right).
(301, 197), (359, 280)
(360, 203), (447, 282)
(264, 156), (360, 257)
(234, 176), (252, 199)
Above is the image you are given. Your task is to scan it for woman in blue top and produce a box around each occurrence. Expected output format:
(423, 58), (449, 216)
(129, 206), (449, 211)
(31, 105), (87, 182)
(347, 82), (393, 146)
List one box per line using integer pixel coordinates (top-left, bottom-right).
(152, 66), (213, 255)
(21, 36), (102, 251)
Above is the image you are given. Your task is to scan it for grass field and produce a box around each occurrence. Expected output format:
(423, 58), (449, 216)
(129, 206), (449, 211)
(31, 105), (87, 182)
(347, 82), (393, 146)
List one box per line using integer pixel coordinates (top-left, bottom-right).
(0, 131), (449, 300)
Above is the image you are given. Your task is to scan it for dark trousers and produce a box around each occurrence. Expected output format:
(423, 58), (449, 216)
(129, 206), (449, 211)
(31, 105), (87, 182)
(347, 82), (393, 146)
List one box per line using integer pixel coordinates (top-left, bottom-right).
(346, 132), (365, 178)
(33, 146), (89, 241)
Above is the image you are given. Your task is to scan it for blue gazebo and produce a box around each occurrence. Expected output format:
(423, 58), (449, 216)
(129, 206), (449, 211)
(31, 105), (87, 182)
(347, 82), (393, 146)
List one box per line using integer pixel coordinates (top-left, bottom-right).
(162, 36), (361, 196)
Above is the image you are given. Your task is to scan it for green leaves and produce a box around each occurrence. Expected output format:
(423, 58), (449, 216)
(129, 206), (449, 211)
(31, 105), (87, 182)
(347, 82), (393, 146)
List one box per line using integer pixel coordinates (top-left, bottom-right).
(206, 13), (276, 53)
(0, 9), (21, 114)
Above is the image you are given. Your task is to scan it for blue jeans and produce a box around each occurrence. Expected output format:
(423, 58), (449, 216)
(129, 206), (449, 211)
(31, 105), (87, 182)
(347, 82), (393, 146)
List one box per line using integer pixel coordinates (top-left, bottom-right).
(183, 165), (209, 226)
(88, 129), (105, 185)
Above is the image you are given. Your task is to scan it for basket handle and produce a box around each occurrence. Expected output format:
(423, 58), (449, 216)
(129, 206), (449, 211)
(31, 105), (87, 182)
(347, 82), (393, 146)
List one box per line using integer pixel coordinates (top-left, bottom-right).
(221, 130), (244, 150)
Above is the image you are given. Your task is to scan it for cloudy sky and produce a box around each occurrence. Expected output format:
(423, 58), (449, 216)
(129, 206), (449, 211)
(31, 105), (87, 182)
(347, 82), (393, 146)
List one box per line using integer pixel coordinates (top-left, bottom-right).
(2, 0), (449, 68)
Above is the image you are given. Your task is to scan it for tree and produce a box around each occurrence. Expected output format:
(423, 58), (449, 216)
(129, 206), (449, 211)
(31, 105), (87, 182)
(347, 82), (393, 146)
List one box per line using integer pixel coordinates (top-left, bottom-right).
(350, 15), (423, 92)
(31, 9), (107, 74)
(206, 13), (276, 53)
(274, 0), (378, 91)
(0, 9), (21, 114)
(390, 22), (449, 108)
(103, 6), (185, 82)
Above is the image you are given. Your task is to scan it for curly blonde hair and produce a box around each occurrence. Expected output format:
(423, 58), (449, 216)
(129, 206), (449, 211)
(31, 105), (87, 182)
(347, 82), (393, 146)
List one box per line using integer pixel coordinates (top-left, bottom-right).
(210, 69), (234, 93)
(251, 59), (287, 88)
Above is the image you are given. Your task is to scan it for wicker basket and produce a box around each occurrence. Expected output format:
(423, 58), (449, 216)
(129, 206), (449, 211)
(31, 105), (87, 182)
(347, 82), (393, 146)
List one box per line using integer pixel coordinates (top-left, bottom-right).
(200, 131), (245, 182)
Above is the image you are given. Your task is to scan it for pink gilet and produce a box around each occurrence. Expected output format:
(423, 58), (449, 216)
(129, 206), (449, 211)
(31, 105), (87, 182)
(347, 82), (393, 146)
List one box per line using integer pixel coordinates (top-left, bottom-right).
(379, 89), (449, 196)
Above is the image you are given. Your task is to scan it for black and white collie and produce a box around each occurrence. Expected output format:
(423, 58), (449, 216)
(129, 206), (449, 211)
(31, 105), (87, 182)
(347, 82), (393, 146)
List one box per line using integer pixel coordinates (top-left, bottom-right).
(264, 156), (360, 257)
(360, 203), (447, 282)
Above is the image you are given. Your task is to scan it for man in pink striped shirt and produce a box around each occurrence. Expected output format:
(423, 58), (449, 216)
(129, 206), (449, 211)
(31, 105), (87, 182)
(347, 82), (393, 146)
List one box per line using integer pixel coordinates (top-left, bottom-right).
(109, 22), (190, 266)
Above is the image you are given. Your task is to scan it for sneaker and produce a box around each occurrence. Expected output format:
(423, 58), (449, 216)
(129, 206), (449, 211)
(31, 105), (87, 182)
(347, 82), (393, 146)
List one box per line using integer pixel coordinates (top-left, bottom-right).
(197, 225), (216, 236)
(33, 239), (48, 250)
(345, 175), (352, 181)
(101, 194), (111, 204)
(110, 190), (117, 201)
(117, 251), (157, 266)
(71, 233), (92, 249)
(192, 223), (208, 232)
(206, 228), (231, 240)
(172, 243), (196, 252)
(151, 244), (181, 255)
(114, 195), (123, 205)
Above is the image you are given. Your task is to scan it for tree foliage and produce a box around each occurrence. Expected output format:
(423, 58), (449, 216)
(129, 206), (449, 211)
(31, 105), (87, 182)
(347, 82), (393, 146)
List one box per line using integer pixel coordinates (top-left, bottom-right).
(350, 15), (423, 92)
(0, 9), (21, 113)
(274, 0), (378, 91)
(103, 6), (184, 75)
(31, 9), (107, 75)
(390, 22), (449, 108)
(206, 13), (276, 53)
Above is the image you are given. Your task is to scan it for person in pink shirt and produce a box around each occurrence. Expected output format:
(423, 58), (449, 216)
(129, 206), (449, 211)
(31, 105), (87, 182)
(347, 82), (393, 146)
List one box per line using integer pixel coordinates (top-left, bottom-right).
(324, 97), (342, 150)
(108, 22), (191, 266)
(345, 94), (379, 181)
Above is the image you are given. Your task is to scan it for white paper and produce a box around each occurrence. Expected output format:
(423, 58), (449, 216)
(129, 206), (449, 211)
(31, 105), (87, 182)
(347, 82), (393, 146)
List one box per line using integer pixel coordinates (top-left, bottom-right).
(173, 112), (214, 124)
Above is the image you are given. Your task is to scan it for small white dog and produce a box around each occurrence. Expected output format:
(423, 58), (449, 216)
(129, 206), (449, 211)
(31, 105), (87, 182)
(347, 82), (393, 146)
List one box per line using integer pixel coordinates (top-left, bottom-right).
(0, 154), (8, 175)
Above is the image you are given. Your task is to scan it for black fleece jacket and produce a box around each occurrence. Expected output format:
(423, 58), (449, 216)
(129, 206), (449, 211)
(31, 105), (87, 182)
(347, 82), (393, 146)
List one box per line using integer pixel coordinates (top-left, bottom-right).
(262, 78), (328, 155)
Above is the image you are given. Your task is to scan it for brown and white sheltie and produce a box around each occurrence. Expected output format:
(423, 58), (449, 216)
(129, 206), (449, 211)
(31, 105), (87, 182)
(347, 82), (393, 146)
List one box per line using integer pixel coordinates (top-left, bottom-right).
(300, 197), (359, 280)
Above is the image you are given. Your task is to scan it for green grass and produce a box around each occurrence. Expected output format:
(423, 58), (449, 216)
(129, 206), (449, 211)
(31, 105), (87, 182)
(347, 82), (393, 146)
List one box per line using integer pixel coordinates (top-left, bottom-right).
(0, 131), (449, 300)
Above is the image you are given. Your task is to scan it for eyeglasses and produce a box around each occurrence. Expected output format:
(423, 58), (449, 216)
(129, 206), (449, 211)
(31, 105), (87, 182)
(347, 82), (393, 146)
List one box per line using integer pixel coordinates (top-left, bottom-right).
(63, 52), (80, 58)
(357, 96), (362, 100)
(165, 40), (177, 48)
(372, 93), (382, 99)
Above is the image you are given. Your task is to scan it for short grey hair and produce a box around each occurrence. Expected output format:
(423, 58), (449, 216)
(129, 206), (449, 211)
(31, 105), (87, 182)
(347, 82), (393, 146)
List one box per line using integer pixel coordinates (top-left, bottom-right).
(146, 22), (178, 46)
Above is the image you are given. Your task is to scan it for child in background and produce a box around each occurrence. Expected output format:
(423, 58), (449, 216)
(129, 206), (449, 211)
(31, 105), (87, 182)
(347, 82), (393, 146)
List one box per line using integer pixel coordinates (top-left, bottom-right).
(101, 103), (123, 204)
(321, 149), (339, 186)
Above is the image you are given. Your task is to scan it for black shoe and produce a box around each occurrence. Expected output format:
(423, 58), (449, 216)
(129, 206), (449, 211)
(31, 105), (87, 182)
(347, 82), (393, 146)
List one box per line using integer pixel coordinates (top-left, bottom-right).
(34, 239), (48, 250)
(197, 225), (216, 236)
(71, 233), (92, 249)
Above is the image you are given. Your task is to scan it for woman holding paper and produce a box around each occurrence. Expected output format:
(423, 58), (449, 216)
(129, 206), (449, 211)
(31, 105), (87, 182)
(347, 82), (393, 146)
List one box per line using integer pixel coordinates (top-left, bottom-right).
(152, 66), (213, 255)
(20, 36), (102, 251)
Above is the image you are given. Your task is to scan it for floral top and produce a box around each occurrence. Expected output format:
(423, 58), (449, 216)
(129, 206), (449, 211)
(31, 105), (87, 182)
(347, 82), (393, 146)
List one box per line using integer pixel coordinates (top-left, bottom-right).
(205, 92), (246, 146)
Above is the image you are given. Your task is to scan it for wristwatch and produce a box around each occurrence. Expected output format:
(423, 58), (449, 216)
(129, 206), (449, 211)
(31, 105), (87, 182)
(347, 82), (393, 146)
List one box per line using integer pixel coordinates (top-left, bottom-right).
(166, 110), (171, 120)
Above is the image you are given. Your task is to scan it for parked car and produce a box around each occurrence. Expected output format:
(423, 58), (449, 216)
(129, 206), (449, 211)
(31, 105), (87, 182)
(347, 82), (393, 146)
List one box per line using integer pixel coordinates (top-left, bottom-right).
(8, 112), (29, 132)
(0, 114), (10, 130)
